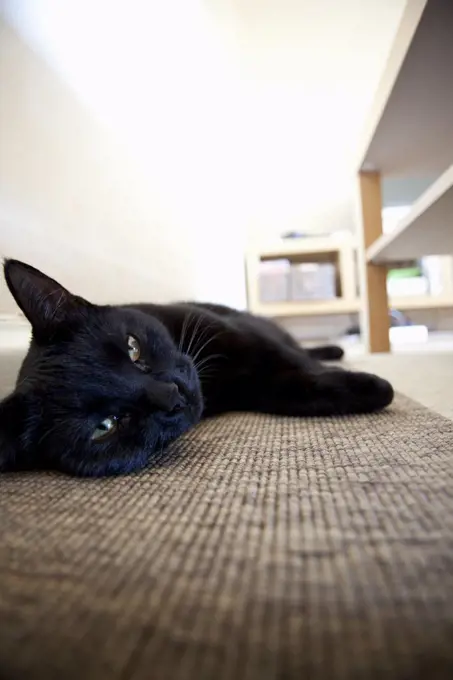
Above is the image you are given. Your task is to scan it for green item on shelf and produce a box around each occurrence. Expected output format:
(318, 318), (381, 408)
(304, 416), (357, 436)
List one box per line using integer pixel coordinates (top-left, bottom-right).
(387, 267), (422, 280)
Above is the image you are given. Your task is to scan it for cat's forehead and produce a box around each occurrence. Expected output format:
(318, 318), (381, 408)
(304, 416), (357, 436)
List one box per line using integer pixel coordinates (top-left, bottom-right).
(59, 306), (173, 358)
(101, 307), (174, 349)
(18, 307), (177, 396)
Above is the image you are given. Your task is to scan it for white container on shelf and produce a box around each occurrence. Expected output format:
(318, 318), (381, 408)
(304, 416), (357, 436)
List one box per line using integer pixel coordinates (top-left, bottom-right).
(289, 263), (336, 301)
(387, 276), (429, 297)
(258, 259), (290, 303)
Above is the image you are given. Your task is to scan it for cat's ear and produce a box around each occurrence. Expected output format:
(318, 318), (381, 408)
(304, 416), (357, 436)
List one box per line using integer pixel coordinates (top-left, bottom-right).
(0, 391), (32, 471)
(4, 259), (89, 339)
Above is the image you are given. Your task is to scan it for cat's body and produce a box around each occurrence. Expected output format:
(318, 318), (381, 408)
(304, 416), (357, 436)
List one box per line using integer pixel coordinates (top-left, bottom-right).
(16, 296), (387, 424)
(125, 301), (347, 418)
(0, 261), (394, 476)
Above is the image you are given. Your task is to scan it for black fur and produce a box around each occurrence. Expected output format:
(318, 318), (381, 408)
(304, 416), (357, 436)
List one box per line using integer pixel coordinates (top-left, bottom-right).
(0, 260), (394, 477)
(306, 345), (344, 361)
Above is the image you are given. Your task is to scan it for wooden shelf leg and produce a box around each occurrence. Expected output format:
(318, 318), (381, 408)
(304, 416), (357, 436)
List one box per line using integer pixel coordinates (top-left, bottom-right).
(357, 171), (390, 353)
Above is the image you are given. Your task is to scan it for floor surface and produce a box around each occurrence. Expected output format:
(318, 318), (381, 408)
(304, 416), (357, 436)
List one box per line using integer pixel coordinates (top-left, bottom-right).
(348, 352), (453, 420)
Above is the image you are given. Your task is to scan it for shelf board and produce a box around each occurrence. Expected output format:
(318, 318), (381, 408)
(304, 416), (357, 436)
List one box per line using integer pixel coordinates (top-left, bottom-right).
(251, 294), (453, 318)
(251, 299), (360, 318)
(366, 165), (453, 263)
(390, 295), (453, 311)
(357, 0), (453, 179)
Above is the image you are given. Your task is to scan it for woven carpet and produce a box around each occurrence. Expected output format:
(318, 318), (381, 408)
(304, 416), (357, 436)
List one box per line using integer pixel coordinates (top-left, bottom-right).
(1, 394), (453, 680)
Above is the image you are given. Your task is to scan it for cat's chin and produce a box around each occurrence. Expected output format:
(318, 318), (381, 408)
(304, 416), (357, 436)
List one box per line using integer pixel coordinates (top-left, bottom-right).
(157, 408), (202, 450)
(155, 399), (203, 428)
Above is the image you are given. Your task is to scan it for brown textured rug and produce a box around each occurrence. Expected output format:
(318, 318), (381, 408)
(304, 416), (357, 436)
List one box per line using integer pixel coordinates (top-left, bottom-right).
(1, 395), (453, 680)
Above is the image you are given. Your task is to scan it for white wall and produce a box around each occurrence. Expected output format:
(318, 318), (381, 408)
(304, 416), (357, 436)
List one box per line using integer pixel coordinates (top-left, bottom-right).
(0, 1), (247, 313)
(0, 20), (198, 314)
(0, 0), (409, 320)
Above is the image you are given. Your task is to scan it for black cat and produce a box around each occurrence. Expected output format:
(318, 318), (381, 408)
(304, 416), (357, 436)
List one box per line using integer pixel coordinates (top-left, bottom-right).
(0, 260), (393, 477)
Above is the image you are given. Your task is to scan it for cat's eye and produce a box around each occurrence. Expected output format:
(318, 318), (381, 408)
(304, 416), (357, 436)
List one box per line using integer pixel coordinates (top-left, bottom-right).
(92, 416), (118, 441)
(127, 335), (140, 362)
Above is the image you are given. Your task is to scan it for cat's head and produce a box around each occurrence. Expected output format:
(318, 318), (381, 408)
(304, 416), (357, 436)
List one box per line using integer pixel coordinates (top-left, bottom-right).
(0, 260), (203, 476)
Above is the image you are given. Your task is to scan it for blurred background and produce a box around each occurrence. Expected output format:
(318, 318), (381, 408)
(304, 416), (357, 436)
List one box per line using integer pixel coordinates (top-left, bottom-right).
(1, 0), (452, 350)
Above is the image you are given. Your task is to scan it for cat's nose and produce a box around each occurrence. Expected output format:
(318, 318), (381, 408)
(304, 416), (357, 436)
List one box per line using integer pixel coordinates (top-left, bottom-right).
(148, 381), (184, 413)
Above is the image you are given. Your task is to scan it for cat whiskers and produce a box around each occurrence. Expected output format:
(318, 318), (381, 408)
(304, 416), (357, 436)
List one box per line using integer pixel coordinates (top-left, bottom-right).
(194, 353), (226, 384)
(191, 329), (223, 365)
(195, 353), (225, 372)
(178, 311), (195, 353)
(185, 314), (206, 357)
(176, 310), (227, 383)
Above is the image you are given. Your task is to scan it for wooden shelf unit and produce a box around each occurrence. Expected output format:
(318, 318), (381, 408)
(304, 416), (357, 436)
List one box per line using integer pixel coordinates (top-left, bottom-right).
(390, 295), (452, 312)
(367, 165), (453, 264)
(247, 237), (453, 320)
(356, 0), (453, 352)
(246, 235), (359, 319)
(250, 299), (361, 319)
